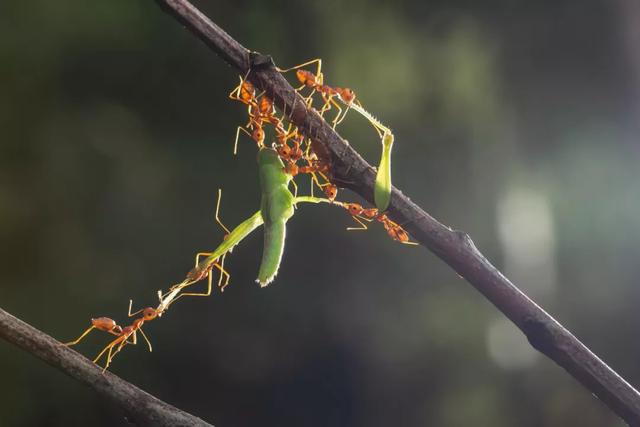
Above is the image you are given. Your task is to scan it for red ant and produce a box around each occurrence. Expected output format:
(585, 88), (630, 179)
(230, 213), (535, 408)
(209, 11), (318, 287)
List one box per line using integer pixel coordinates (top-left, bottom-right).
(65, 301), (160, 372)
(342, 202), (416, 245)
(278, 59), (360, 128)
(91, 302), (160, 372)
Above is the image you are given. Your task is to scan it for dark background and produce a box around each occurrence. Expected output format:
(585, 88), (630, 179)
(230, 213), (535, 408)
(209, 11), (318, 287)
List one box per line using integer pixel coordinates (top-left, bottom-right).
(1, 1), (639, 426)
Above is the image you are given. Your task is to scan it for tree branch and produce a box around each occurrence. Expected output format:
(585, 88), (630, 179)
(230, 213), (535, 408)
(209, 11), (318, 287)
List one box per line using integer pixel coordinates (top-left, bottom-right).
(153, 0), (640, 424)
(0, 307), (213, 427)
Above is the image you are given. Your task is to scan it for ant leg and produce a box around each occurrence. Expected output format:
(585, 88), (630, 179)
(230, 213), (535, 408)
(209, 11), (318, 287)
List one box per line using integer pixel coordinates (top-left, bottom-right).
(304, 138), (313, 158)
(329, 98), (345, 129)
(215, 189), (231, 235)
(309, 172), (330, 193)
(103, 333), (135, 372)
(128, 299), (144, 318)
(195, 252), (213, 267)
(212, 259), (231, 288)
(170, 269), (213, 302)
(310, 174), (315, 197)
(233, 126), (253, 155)
(169, 258), (230, 303)
(303, 88), (317, 108)
(333, 104), (351, 128)
(347, 216), (371, 231)
(276, 58), (322, 78)
(228, 76), (243, 101)
(94, 338), (120, 366)
(319, 93), (336, 118)
(162, 252), (214, 301)
(228, 71), (254, 102)
(65, 325), (96, 346)
(289, 178), (298, 201)
(217, 254), (231, 291)
(137, 327), (153, 352)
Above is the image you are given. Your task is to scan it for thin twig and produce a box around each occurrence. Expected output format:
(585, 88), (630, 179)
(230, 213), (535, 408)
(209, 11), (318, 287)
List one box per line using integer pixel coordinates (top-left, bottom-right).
(153, 0), (640, 424)
(0, 307), (213, 427)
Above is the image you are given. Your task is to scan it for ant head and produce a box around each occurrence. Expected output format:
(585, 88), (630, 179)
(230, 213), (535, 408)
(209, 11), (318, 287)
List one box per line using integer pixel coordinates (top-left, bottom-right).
(252, 128), (265, 144)
(323, 184), (338, 201)
(337, 87), (356, 104)
(277, 144), (292, 158)
(347, 203), (363, 216)
(143, 307), (157, 321)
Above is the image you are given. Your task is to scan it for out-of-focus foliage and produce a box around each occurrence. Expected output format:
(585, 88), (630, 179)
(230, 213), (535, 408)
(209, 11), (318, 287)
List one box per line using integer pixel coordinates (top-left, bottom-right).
(0, 1), (637, 426)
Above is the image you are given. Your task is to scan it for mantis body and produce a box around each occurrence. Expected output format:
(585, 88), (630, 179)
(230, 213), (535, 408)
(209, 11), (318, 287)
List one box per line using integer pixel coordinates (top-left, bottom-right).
(161, 147), (329, 305)
(257, 147), (295, 286)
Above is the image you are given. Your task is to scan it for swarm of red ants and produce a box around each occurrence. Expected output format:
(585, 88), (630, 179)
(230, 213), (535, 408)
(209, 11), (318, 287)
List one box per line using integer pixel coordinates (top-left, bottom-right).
(65, 60), (415, 371)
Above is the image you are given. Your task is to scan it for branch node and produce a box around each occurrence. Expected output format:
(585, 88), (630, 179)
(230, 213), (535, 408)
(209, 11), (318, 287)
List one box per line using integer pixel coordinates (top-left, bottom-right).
(522, 316), (560, 357)
(249, 51), (274, 70)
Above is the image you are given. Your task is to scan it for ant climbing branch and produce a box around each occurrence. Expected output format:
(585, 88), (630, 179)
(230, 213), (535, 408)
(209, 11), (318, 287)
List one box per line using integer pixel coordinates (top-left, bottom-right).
(0, 306), (213, 427)
(153, 0), (640, 424)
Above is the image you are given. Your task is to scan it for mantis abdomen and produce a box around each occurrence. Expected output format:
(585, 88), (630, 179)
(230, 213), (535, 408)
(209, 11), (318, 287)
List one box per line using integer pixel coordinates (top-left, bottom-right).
(258, 220), (286, 286)
(257, 148), (295, 286)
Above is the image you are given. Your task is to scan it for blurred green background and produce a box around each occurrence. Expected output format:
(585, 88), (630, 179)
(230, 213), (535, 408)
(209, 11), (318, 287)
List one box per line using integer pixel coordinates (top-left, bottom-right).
(1, 0), (639, 426)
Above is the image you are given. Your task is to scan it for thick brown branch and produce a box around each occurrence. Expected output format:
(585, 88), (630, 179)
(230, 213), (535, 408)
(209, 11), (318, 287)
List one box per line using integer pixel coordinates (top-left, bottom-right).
(0, 307), (213, 427)
(153, 0), (640, 425)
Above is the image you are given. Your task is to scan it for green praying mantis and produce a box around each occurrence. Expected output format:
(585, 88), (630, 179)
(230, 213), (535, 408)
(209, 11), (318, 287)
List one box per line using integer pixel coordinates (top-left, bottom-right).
(158, 147), (333, 309)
